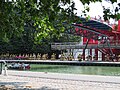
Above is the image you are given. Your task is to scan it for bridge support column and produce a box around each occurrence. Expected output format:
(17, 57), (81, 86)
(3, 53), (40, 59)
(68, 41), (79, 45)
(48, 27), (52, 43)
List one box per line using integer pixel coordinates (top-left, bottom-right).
(83, 38), (90, 61)
(90, 49), (92, 61)
(102, 53), (105, 61)
(83, 50), (85, 61)
(95, 49), (98, 61)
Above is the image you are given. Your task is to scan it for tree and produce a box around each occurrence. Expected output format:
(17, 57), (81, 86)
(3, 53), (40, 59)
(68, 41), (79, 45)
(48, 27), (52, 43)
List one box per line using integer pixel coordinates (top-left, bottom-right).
(0, 0), (119, 43)
(102, 1), (120, 21)
(0, 0), (77, 43)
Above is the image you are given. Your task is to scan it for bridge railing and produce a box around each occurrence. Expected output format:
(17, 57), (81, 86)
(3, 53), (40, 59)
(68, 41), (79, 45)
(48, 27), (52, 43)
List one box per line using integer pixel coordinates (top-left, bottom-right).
(109, 40), (120, 45)
(51, 43), (120, 50)
(51, 42), (80, 45)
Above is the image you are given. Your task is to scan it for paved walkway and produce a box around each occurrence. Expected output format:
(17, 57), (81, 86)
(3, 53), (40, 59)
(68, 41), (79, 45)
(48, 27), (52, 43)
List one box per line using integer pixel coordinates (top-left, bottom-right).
(7, 70), (120, 83)
(0, 70), (120, 90)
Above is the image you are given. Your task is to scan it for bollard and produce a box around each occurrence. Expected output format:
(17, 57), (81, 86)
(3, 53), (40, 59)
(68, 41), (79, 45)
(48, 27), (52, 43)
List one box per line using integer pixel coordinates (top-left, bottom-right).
(3, 61), (8, 76)
(0, 63), (2, 74)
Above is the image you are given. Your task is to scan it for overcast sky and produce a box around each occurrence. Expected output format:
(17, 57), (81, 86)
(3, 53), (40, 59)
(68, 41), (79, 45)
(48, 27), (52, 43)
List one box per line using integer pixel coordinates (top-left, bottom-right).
(74, 0), (119, 24)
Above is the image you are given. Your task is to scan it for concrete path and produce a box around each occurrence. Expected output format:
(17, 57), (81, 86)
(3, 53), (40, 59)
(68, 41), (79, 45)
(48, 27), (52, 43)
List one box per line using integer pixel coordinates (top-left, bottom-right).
(6, 70), (120, 83)
(0, 70), (120, 90)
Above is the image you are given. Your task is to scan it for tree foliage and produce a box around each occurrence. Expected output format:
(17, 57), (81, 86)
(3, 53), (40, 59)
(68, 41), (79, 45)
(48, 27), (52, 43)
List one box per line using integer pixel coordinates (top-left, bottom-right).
(1, 0), (119, 42)
(0, 0), (119, 54)
(0, 0), (79, 43)
(103, 1), (120, 21)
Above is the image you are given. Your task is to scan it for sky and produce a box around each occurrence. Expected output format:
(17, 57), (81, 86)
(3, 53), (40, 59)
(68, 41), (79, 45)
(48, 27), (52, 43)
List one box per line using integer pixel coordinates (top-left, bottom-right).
(74, 0), (120, 24)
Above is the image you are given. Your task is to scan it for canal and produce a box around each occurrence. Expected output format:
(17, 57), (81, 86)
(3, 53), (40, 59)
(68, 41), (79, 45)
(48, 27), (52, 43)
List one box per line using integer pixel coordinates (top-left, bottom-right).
(30, 64), (120, 76)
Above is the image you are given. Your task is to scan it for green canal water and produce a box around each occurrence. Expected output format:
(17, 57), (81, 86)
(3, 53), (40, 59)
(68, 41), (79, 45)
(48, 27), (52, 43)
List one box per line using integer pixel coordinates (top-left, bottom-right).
(30, 64), (120, 76)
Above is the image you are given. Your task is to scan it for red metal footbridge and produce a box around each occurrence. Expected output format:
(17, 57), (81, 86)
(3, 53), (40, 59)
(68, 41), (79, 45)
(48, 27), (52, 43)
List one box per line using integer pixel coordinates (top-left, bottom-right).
(51, 17), (120, 61)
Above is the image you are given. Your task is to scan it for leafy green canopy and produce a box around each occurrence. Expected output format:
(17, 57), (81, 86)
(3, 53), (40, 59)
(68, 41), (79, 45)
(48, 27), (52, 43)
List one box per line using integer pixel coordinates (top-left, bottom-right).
(0, 0), (78, 43)
(0, 0), (119, 43)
